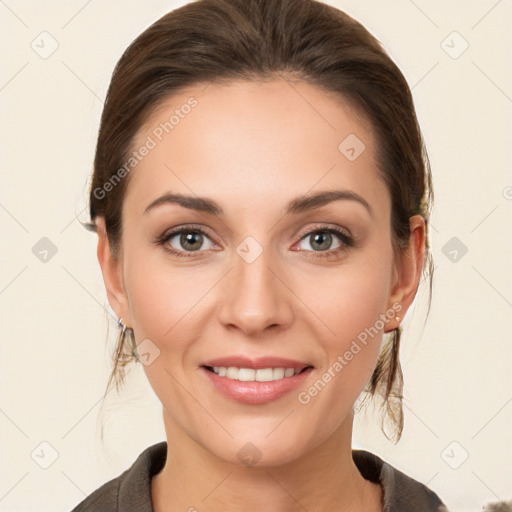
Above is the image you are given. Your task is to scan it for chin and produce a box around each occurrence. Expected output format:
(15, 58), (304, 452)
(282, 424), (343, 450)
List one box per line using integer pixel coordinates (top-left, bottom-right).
(200, 428), (315, 469)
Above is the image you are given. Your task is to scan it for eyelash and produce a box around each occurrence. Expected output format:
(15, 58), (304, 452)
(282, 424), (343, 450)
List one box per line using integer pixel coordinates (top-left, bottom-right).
(154, 224), (354, 259)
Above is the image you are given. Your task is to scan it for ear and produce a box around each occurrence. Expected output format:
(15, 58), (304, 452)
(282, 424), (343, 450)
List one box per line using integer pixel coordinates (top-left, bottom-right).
(95, 217), (132, 326)
(384, 215), (426, 333)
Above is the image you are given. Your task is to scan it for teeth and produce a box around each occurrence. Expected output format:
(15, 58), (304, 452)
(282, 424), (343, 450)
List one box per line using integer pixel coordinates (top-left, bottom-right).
(273, 368), (284, 380)
(210, 366), (303, 381)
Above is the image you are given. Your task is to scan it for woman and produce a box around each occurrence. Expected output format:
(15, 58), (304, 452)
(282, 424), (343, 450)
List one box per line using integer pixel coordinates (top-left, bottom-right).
(73, 0), (448, 510)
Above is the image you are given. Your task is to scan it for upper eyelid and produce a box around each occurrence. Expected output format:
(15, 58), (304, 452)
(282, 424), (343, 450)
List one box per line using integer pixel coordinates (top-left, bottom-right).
(295, 223), (352, 240)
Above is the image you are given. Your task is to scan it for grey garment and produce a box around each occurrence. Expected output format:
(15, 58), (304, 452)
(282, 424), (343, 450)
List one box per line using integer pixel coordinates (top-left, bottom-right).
(70, 442), (448, 512)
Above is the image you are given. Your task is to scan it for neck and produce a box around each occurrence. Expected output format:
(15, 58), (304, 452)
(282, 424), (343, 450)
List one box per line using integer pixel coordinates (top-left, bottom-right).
(151, 410), (383, 512)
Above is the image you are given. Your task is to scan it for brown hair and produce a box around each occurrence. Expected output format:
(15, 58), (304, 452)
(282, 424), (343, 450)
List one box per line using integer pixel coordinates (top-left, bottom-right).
(87, 0), (434, 443)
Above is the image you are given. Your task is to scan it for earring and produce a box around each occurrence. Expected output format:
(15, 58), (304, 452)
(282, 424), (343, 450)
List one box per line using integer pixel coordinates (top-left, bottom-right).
(396, 316), (401, 324)
(118, 317), (128, 336)
(118, 318), (140, 362)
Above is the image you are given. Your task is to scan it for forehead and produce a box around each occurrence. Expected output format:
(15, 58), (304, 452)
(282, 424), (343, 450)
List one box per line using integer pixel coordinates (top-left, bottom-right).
(125, 78), (388, 219)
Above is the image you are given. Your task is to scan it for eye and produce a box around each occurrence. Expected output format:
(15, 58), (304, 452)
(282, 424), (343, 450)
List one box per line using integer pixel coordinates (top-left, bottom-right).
(295, 225), (354, 257)
(155, 225), (216, 257)
(155, 223), (354, 259)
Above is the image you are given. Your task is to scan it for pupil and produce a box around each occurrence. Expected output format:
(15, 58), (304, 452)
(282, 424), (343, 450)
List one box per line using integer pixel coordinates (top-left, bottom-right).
(312, 232), (331, 251)
(182, 232), (202, 251)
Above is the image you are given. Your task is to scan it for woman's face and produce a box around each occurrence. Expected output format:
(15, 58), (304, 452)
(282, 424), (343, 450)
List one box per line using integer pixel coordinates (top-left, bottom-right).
(99, 78), (422, 466)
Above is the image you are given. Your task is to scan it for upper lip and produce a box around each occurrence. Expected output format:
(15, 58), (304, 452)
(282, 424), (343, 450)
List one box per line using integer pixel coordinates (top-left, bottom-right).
(201, 356), (313, 372)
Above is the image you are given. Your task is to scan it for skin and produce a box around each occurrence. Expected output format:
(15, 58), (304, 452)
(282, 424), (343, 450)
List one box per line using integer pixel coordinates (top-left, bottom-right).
(96, 77), (425, 512)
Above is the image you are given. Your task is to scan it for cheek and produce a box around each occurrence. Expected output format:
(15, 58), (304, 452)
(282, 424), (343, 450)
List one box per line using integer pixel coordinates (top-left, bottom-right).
(125, 257), (211, 342)
(295, 246), (394, 401)
(300, 250), (394, 347)
(122, 241), (229, 377)
(294, 269), (392, 435)
(122, 256), (211, 406)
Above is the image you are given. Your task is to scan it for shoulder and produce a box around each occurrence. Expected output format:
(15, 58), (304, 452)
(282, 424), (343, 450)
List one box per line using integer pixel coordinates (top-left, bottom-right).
(70, 477), (119, 512)
(70, 441), (167, 512)
(352, 449), (449, 512)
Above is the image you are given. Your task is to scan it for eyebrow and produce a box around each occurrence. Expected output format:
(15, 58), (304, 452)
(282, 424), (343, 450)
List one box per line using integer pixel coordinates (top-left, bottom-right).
(144, 189), (373, 218)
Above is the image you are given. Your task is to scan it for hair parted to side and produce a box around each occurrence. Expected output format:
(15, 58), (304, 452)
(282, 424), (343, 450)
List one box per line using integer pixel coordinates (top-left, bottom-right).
(86, 0), (434, 444)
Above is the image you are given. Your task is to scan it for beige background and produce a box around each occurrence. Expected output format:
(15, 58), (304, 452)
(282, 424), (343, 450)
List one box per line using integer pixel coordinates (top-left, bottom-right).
(1, 0), (511, 510)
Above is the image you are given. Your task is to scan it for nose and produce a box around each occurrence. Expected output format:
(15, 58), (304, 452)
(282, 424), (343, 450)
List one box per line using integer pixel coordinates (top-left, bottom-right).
(217, 247), (294, 337)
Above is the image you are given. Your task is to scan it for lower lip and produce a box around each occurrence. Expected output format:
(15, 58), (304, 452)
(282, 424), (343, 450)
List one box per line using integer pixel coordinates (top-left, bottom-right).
(200, 366), (314, 405)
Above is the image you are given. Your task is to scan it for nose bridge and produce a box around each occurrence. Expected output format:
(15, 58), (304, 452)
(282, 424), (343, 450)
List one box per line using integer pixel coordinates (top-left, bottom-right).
(218, 239), (293, 335)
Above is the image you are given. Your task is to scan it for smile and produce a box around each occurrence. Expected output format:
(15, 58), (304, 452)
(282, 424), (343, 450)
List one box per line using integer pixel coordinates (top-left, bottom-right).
(200, 362), (314, 404)
(205, 366), (306, 381)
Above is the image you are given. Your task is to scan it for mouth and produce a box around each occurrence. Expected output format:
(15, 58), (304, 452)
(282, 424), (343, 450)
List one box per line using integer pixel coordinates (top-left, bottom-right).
(199, 356), (315, 404)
